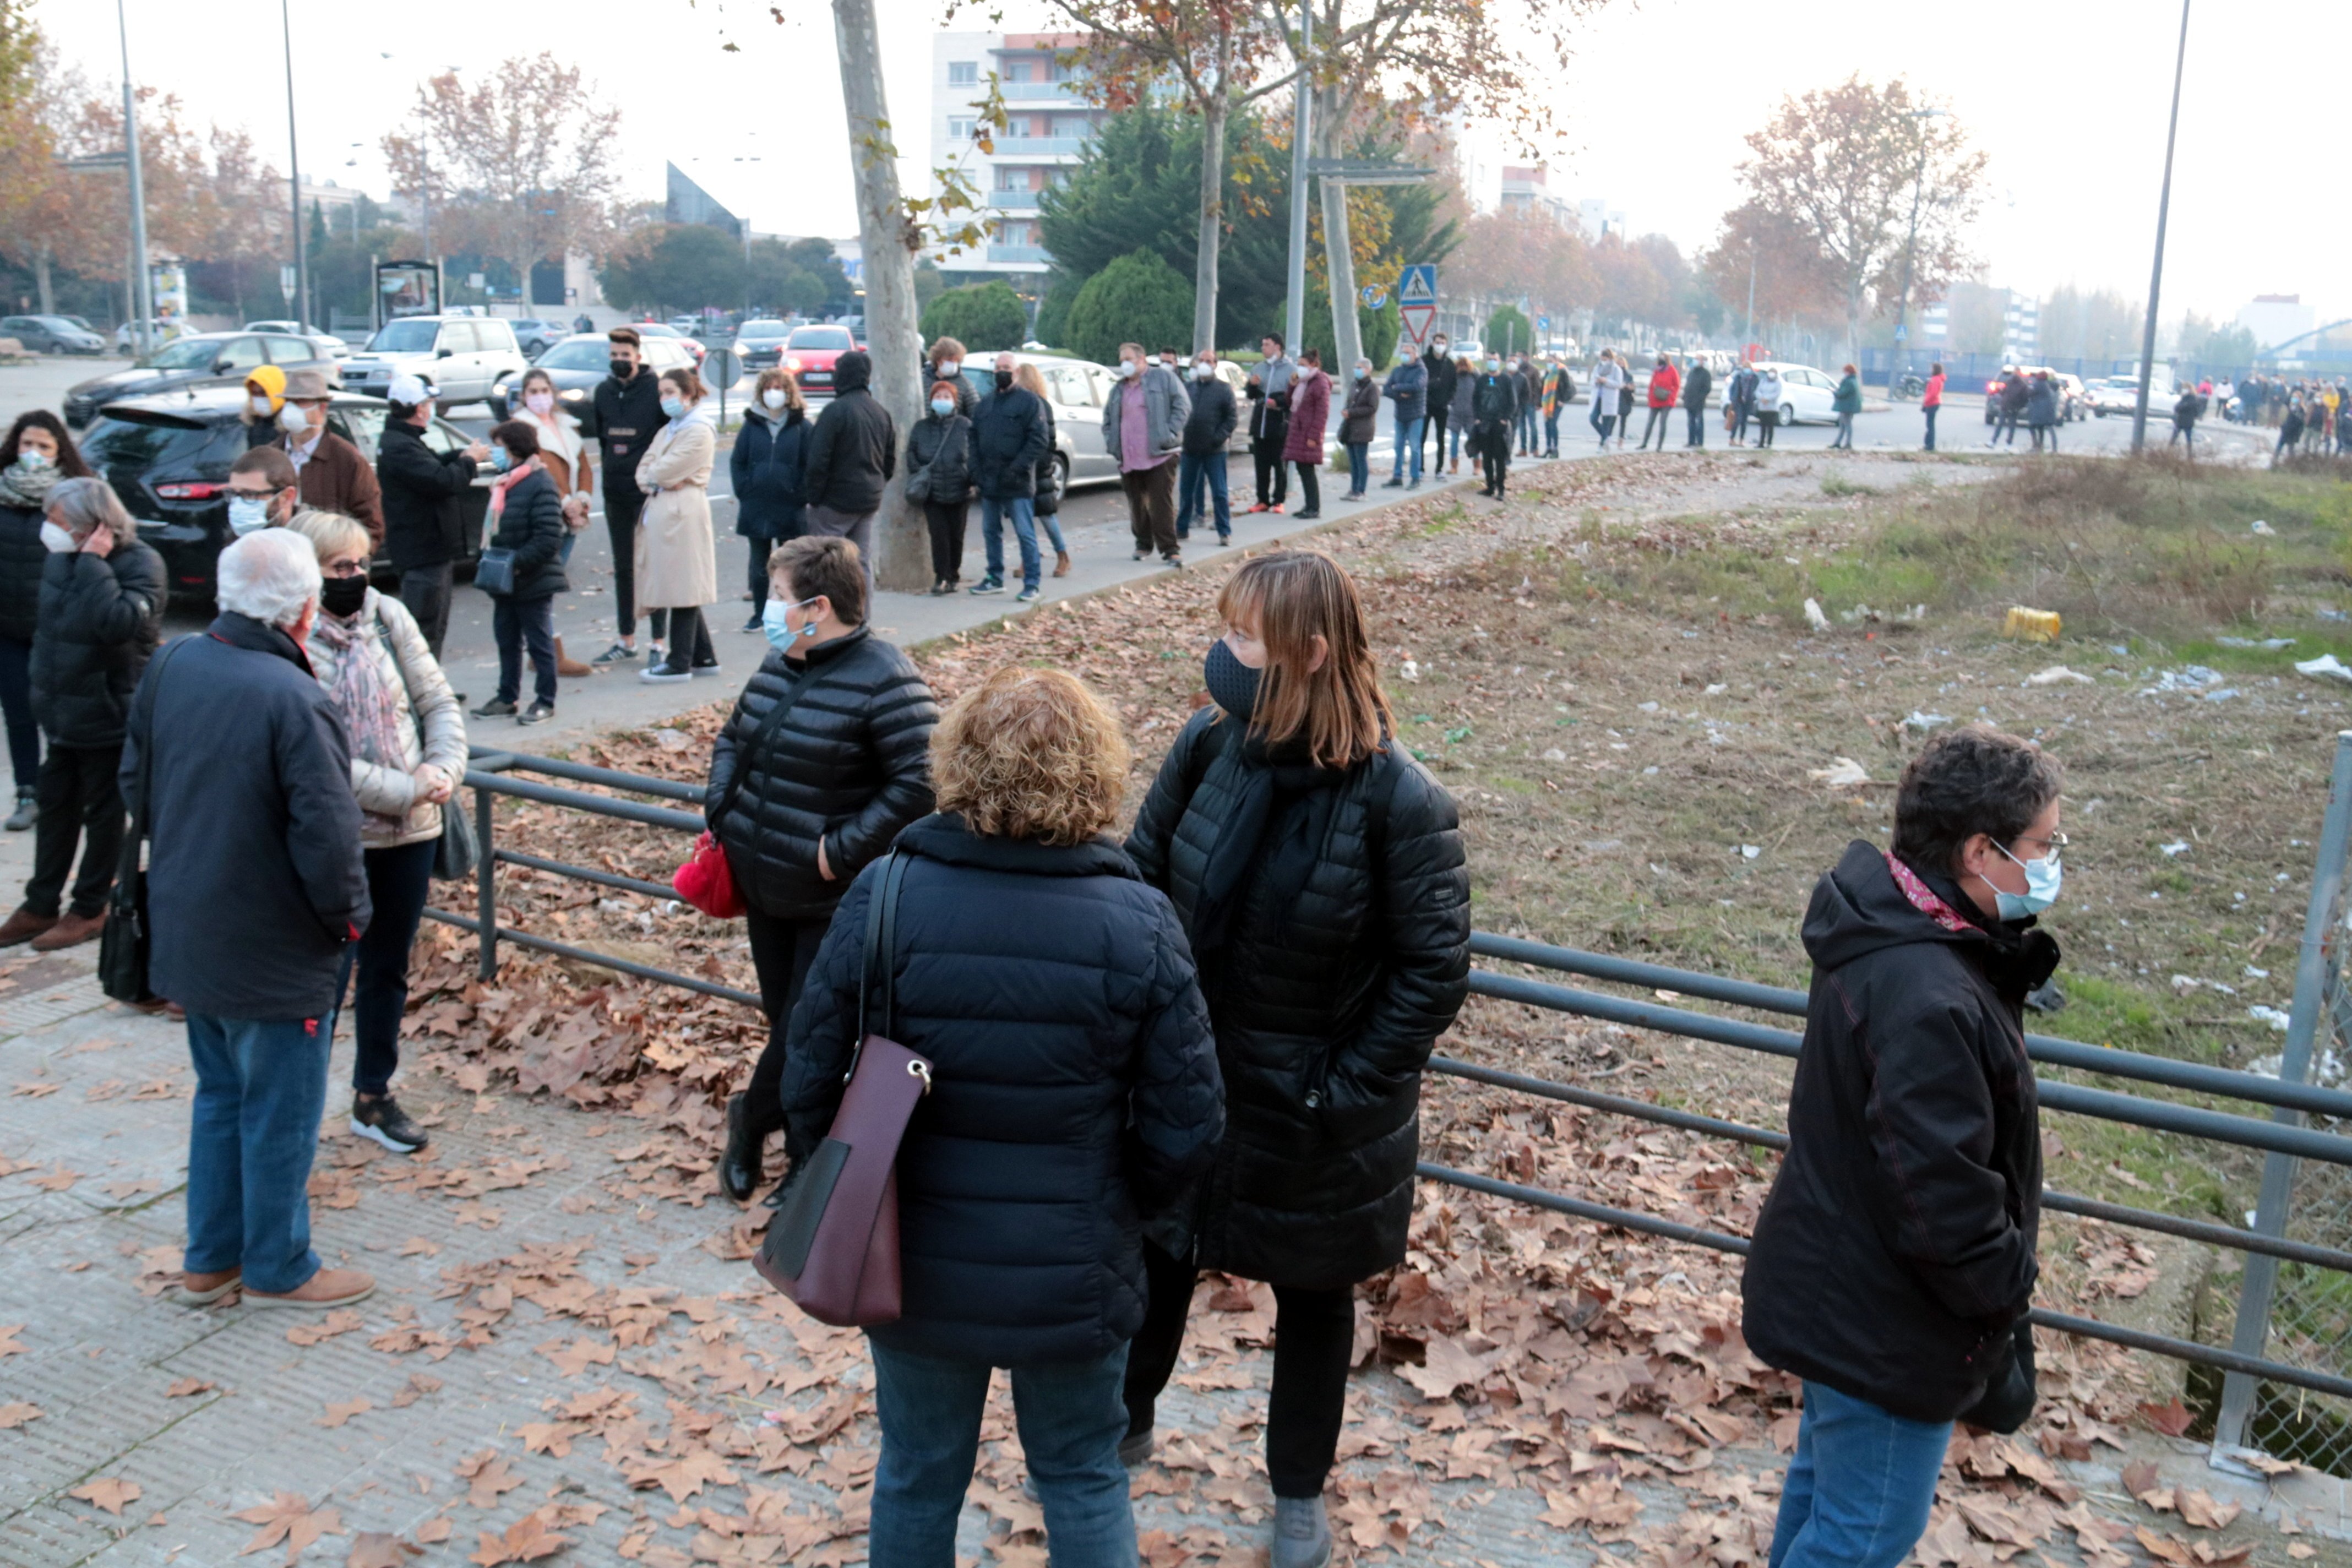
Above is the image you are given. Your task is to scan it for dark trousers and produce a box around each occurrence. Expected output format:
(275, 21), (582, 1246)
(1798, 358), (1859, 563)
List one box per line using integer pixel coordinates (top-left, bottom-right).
(492, 593), (558, 707)
(654, 606), (714, 674)
(747, 536), (775, 614)
(1639, 405), (1672, 450)
(605, 488), (646, 637)
(1343, 443), (1369, 495)
(1290, 459), (1320, 514)
(1732, 401), (1753, 442)
(1483, 440), (1508, 494)
(1686, 406), (1706, 446)
(1124, 1240), (1355, 1499)
(742, 907), (835, 1142)
(344, 838), (436, 1096)
(1423, 406), (1449, 469)
(1250, 437), (1287, 507)
(1758, 410), (1779, 447)
(923, 499), (967, 584)
(0, 634), (36, 793)
(1122, 460), (1179, 558)
(1923, 405), (1939, 451)
(25, 742), (122, 919)
(398, 560), (454, 658)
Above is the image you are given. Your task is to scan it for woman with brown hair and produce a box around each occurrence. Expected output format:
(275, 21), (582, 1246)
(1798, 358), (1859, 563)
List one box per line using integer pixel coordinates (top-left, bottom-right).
(778, 665), (1222, 1568)
(0, 410), (94, 830)
(1122, 549), (1471, 1568)
(635, 364), (719, 682)
(732, 367), (808, 624)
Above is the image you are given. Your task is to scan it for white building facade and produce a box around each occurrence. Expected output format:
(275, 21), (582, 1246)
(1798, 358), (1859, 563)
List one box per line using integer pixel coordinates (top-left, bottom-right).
(929, 31), (1103, 283)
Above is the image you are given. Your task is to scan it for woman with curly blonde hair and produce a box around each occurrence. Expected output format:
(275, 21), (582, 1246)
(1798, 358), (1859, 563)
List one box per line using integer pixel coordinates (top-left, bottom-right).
(778, 663), (1224, 1568)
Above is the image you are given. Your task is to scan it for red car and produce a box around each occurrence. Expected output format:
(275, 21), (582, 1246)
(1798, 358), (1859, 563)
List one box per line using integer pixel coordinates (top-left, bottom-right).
(782, 324), (862, 396)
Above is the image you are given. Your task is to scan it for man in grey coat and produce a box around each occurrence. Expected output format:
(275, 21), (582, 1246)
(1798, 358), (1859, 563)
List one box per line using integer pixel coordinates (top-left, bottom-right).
(1102, 341), (1189, 567)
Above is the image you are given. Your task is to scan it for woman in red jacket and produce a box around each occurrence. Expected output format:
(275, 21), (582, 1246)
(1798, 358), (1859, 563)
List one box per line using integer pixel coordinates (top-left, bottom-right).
(1281, 349), (1331, 521)
(1638, 352), (1681, 451)
(1921, 362), (1946, 453)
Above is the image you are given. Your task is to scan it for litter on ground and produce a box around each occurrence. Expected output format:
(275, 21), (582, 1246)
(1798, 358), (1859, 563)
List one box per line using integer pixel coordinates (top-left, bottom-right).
(2024, 666), (2094, 687)
(2294, 654), (2352, 685)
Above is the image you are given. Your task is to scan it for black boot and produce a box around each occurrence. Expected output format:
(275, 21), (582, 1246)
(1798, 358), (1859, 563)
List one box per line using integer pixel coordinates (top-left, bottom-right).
(719, 1091), (761, 1203)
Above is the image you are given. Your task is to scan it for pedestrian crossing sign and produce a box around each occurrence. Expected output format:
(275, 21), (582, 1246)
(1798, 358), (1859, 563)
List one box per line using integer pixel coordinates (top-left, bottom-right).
(1397, 264), (1438, 349)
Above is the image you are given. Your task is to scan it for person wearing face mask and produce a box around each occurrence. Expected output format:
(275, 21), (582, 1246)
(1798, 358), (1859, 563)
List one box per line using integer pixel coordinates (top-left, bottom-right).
(1419, 336), (1456, 477)
(732, 369), (809, 623)
(238, 365), (288, 451)
(1123, 550), (1468, 1568)
(1012, 361), (1075, 575)
(374, 374), (489, 658)
(1447, 355), (1476, 474)
(966, 352), (1052, 599)
(1102, 340), (1189, 567)
(1336, 357), (1379, 500)
(705, 535), (937, 1205)
(799, 350), (896, 595)
(1589, 349), (1626, 448)
(905, 379), (974, 595)
(1470, 357), (1515, 498)
(1244, 334), (1294, 513)
(1680, 355), (1713, 449)
(0, 478), (163, 954)
(1745, 726), (2062, 1568)
(225, 447), (302, 541)
(580, 327), (668, 666)
(1381, 345), (1427, 490)
(268, 371), (383, 551)
(1278, 347), (1330, 521)
(285, 509), (464, 1155)
(0, 411), (94, 832)
(923, 335), (977, 418)
(1513, 356), (1542, 456)
(511, 367), (595, 676)
(1540, 358), (1576, 459)
(469, 422), (570, 723)
(1637, 352), (1680, 452)
(635, 367), (721, 683)
(1177, 351), (1237, 546)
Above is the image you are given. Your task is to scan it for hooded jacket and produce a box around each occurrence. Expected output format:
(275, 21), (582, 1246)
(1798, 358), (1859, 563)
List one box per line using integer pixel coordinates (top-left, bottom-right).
(800, 351), (897, 515)
(2026, 378), (2059, 426)
(1743, 840), (2055, 1423)
(730, 404), (807, 541)
(31, 538), (165, 747)
(1647, 361), (1681, 409)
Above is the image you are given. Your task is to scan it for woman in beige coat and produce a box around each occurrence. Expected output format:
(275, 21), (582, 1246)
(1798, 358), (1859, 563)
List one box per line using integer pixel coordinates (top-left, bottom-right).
(636, 365), (720, 683)
(287, 509), (468, 1156)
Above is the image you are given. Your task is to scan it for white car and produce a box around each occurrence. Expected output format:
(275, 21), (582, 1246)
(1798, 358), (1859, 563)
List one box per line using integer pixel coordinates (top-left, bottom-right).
(113, 318), (178, 353)
(1754, 361), (1838, 426)
(244, 320), (350, 356)
(339, 314), (529, 406)
(949, 352), (1254, 492)
(2088, 378), (2149, 418)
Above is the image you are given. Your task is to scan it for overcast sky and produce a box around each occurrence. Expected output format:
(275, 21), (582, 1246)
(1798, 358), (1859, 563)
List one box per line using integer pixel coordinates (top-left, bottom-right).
(40, 0), (2344, 330)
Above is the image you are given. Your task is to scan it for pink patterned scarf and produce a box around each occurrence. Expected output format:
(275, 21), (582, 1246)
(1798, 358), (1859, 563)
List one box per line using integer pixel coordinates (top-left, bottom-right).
(488, 455), (541, 520)
(1882, 851), (1977, 934)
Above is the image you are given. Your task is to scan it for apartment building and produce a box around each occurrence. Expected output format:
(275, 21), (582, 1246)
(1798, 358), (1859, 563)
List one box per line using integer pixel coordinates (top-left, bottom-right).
(929, 31), (1103, 282)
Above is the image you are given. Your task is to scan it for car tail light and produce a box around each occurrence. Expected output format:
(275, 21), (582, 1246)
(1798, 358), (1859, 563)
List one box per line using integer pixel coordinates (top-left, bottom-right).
(153, 481), (222, 500)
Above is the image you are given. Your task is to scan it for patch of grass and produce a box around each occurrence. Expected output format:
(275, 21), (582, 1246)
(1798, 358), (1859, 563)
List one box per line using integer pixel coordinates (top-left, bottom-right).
(1820, 469), (1880, 498)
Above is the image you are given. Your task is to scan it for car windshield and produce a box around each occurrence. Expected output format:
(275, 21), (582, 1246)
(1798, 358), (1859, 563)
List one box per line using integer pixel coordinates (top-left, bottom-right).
(788, 328), (854, 351)
(367, 320), (440, 353)
(79, 414), (241, 478)
(141, 338), (223, 370)
(536, 340), (612, 371)
(738, 322), (788, 340)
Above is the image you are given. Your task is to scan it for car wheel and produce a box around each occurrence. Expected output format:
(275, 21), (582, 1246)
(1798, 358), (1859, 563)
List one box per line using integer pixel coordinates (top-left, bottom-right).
(1781, 403), (1797, 427)
(1052, 451), (1071, 495)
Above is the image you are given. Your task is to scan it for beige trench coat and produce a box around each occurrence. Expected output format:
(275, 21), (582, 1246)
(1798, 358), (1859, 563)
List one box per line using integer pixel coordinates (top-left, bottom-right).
(633, 412), (718, 611)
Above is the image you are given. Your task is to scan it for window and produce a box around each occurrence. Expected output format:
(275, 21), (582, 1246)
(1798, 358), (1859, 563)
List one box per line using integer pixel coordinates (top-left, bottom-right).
(998, 167), (1027, 190)
(367, 319), (439, 353)
(948, 60), (977, 85)
(437, 323), (478, 355)
(215, 336), (267, 374)
(1047, 365), (1095, 409)
(328, 404), (387, 460)
(1005, 61), (1030, 83)
(475, 320), (518, 352)
(263, 335), (312, 364)
(948, 117), (974, 141)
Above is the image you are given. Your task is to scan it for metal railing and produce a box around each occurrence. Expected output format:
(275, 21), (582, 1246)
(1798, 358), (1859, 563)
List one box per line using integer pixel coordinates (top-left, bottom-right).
(431, 744), (2352, 1418)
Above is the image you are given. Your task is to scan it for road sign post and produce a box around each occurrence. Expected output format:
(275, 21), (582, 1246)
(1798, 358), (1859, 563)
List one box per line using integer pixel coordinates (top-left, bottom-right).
(1398, 264), (1439, 351)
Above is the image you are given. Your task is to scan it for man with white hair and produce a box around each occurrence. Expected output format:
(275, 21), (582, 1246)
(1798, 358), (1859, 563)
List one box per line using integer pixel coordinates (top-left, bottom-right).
(122, 528), (374, 1309)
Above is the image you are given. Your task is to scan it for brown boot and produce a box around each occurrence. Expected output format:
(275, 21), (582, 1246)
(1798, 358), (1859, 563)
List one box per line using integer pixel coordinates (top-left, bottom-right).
(1053, 550), (1072, 578)
(246, 1267), (375, 1310)
(0, 905), (56, 947)
(30, 908), (104, 951)
(555, 636), (592, 678)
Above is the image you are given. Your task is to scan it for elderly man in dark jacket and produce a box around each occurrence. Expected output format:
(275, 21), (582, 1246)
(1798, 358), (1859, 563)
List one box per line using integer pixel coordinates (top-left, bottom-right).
(1177, 353), (1237, 545)
(1681, 358), (1713, 448)
(0, 478), (162, 953)
(126, 529), (374, 1311)
(1420, 338), (1457, 475)
(1745, 727), (2061, 1568)
(708, 535), (938, 1205)
(800, 350), (897, 572)
(964, 351), (1049, 599)
(374, 373), (485, 657)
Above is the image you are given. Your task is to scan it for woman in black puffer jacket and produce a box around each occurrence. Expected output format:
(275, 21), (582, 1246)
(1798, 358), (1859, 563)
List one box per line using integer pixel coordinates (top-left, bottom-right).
(0, 411), (93, 831)
(706, 533), (938, 1202)
(780, 665), (1221, 1567)
(471, 421), (570, 724)
(1123, 549), (1469, 1568)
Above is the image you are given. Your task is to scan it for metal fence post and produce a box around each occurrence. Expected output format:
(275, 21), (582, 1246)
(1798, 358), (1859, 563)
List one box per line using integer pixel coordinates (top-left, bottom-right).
(475, 782), (497, 983)
(2214, 731), (2352, 1454)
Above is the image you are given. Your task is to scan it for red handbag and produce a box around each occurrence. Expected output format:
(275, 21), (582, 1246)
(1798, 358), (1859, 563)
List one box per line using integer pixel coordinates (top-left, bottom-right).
(676, 669), (835, 919)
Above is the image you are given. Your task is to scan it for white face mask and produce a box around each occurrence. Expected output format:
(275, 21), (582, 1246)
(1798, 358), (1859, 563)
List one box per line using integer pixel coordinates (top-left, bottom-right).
(1191, 361), (1213, 381)
(277, 402), (311, 435)
(761, 388), (787, 411)
(1120, 361), (1139, 379)
(249, 395), (275, 417)
(40, 521), (77, 553)
(524, 391), (555, 416)
(227, 496), (271, 536)
(937, 359), (960, 378)
(1433, 341), (1447, 353)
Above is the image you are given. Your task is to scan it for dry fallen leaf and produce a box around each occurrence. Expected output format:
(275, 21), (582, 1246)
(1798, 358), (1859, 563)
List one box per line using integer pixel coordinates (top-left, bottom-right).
(0, 1324), (25, 1357)
(2177, 1490), (2243, 1531)
(317, 1397), (372, 1429)
(1396, 1333), (1488, 1400)
(2140, 1398), (2195, 1437)
(69, 1477), (143, 1516)
(166, 1377), (217, 1398)
(285, 1309), (365, 1348)
(2121, 1460), (2160, 1497)
(468, 1508), (571, 1566)
(346, 1532), (423, 1567)
(454, 1449), (523, 1509)
(0, 1401), (42, 1428)
(233, 1491), (344, 1562)
(414, 1517), (454, 1544)
(27, 1163), (79, 1189)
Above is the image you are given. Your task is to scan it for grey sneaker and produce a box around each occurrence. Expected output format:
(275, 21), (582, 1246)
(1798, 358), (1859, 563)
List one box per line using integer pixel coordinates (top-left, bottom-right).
(1272, 1495), (1332, 1568)
(4, 790), (34, 832)
(590, 642), (638, 666)
(519, 700), (556, 726)
(1015, 586), (1041, 602)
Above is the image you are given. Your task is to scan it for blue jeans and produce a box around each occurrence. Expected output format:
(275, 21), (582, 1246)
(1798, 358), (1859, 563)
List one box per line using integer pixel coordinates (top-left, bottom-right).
(1590, 401), (1615, 443)
(868, 1340), (1135, 1568)
(1177, 450), (1230, 538)
(980, 495), (1040, 591)
(1391, 416), (1424, 481)
(184, 1012), (334, 1293)
(1543, 410), (1562, 452)
(1923, 405), (1938, 450)
(1768, 1381), (1952, 1568)
(1344, 442), (1369, 494)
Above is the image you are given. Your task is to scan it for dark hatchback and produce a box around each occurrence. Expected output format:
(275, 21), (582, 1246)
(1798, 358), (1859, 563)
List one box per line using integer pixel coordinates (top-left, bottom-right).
(80, 386), (490, 598)
(63, 330), (341, 429)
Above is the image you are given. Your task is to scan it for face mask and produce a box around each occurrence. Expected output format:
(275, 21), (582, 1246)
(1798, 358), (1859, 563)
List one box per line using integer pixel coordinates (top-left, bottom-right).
(491, 448), (514, 472)
(278, 403), (311, 435)
(1203, 637), (1260, 722)
(319, 575), (369, 617)
(1120, 361), (1139, 379)
(227, 497), (271, 537)
(609, 358), (633, 379)
(1485, 359), (1501, 374)
(761, 388), (787, 411)
(525, 391), (556, 416)
(39, 521), (75, 553)
(660, 396), (685, 420)
(1354, 366), (1369, 380)
(249, 395), (274, 417)
(15, 449), (48, 472)
(1191, 362), (1212, 382)
(1985, 841), (2063, 920)
(938, 359), (960, 378)
(994, 369), (1014, 392)
(930, 397), (954, 416)
(1433, 341), (1448, 352)
(762, 596), (820, 652)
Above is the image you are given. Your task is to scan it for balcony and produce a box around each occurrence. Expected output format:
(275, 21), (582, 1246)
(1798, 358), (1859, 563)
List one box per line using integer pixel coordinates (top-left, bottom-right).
(1001, 80), (1082, 101)
(992, 135), (1089, 157)
(989, 189), (1042, 209)
(987, 244), (1050, 266)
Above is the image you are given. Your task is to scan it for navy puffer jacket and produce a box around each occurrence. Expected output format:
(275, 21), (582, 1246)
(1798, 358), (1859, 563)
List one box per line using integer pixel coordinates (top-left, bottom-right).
(781, 813), (1224, 1366)
(730, 405), (807, 541)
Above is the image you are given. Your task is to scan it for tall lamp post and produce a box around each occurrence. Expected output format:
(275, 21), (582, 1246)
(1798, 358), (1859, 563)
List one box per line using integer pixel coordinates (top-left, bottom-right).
(1889, 106), (1950, 386)
(1281, 0), (1311, 356)
(281, 0), (308, 330)
(115, 0), (153, 356)
(2131, 0), (2192, 454)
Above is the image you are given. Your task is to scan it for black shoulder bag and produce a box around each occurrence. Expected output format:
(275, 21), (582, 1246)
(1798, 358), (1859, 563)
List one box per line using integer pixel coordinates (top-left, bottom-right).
(100, 636), (190, 1005)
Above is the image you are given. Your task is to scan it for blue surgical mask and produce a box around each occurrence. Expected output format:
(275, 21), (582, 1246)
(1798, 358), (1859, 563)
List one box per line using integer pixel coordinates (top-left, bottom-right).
(15, 449), (48, 472)
(930, 397), (954, 416)
(660, 396), (685, 420)
(491, 448), (513, 472)
(1203, 637), (1260, 722)
(227, 496), (271, 536)
(761, 596), (821, 652)
(1986, 841), (2063, 920)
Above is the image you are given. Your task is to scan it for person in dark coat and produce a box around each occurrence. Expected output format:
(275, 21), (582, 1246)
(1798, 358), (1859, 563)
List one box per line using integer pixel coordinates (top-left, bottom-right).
(1989, 368), (2028, 448)
(271, 369), (385, 549)
(2024, 372), (2060, 452)
(905, 380), (974, 594)
(126, 528), (374, 1310)
(1381, 348), (1428, 488)
(470, 421), (569, 723)
(730, 369), (809, 627)
(373, 374), (485, 658)
(0, 410), (92, 831)
(1471, 358), (1516, 498)
(0, 477), (163, 953)
(1245, 335), (1294, 512)
(1681, 358), (1713, 448)
(799, 350), (896, 570)
(1121, 550), (1469, 1568)
(1337, 357), (1379, 500)
(1830, 364), (1863, 450)
(2170, 385), (2203, 454)
(1279, 349), (1329, 520)
(1010, 360), (1074, 575)
(578, 327), (670, 663)
(781, 665), (1222, 1568)
(1419, 337), (1457, 476)
(1178, 352), (1238, 544)
(966, 352), (1052, 598)
(1745, 727), (2062, 1568)
(710, 535), (938, 1204)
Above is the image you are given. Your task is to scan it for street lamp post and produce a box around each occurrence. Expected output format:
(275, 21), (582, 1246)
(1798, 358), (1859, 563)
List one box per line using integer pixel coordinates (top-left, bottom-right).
(115, 0), (153, 357)
(1281, 0), (1311, 356)
(1890, 107), (1950, 386)
(1743, 238), (1756, 351)
(281, 0), (308, 332)
(2131, 0), (2192, 454)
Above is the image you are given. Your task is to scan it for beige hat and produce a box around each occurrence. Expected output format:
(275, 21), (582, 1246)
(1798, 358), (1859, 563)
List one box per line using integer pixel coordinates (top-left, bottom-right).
(282, 368), (333, 401)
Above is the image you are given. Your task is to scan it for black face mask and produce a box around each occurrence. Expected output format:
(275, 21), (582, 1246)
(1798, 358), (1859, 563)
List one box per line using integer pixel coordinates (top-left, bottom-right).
(319, 575), (369, 617)
(609, 358), (634, 380)
(1203, 638), (1260, 722)
(994, 369), (1014, 392)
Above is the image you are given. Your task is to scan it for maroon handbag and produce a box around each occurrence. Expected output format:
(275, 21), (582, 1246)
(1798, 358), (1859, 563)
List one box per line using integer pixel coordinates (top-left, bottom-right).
(754, 852), (932, 1325)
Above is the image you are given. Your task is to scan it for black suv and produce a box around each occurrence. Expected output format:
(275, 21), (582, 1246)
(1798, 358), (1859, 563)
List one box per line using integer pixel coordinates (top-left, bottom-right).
(78, 386), (491, 598)
(64, 330), (340, 428)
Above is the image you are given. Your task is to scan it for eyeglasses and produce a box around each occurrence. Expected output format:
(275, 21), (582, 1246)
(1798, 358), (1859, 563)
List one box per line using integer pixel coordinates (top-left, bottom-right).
(2010, 829), (2069, 866)
(227, 484), (279, 501)
(323, 559), (368, 579)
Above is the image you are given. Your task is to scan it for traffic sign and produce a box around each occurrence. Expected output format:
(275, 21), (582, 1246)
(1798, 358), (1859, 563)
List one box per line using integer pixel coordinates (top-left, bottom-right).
(279, 265), (296, 304)
(1893, 323), (1908, 341)
(1400, 303), (1436, 348)
(1537, 314), (1550, 330)
(1359, 283), (1388, 309)
(1398, 264), (1436, 304)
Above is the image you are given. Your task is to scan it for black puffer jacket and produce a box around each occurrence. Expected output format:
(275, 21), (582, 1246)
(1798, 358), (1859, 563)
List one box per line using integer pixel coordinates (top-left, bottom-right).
(1032, 400), (1061, 518)
(1743, 840), (2055, 1423)
(780, 813), (1224, 1366)
(1126, 709), (1471, 1289)
(481, 468), (568, 600)
(31, 540), (165, 747)
(377, 420), (477, 571)
(799, 352), (896, 515)
(0, 500), (46, 644)
(706, 627), (938, 921)
(905, 411), (973, 505)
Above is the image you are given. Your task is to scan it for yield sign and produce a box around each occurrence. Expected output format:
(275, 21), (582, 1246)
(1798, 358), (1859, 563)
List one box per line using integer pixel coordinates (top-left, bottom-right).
(1400, 302), (1437, 347)
(1397, 263), (1438, 347)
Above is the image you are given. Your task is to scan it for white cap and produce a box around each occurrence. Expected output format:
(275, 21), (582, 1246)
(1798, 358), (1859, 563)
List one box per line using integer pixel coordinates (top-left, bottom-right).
(386, 373), (433, 407)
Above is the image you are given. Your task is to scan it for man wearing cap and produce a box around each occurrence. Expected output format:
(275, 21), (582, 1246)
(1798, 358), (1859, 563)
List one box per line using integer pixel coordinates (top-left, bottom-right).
(271, 370), (383, 550)
(374, 374), (488, 657)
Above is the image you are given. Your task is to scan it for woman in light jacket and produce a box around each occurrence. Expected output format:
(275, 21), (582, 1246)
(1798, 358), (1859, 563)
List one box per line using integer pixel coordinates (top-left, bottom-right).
(511, 367), (594, 674)
(287, 508), (467, 1157)
(635, 366), (720, 683)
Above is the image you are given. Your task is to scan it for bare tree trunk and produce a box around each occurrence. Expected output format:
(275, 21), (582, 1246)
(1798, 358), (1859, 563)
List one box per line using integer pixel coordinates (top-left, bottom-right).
(33, 247), (53, 317)
(515, 253), (536, 312)
(832, 0), (925, 591)
(1192, 94), (1228, 354)
(1315, 101), (1361, 381)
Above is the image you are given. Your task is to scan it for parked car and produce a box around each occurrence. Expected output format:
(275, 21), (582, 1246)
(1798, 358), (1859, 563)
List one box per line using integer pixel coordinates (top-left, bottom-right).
(636, 322), (705, 366)
(64, 330), (341, 429)
(1751, 361), (1838, 426)
(486, 332), (696, 420)
(242, 320), (350, 356)
(113, 318), (178, 353)
(0, 314), (106, 355)
(78, 386), (491, 598)
(732, 319), (793, 371)
(2088, 377), (2149, 418)
(339, 314), (529, 406)
(946, 350), (1244, 494)
(782, 323), (864, 398)
(2052, 372), (2088, 422)
(506, 318), (565, 356)
(665, 315), (699, 335)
